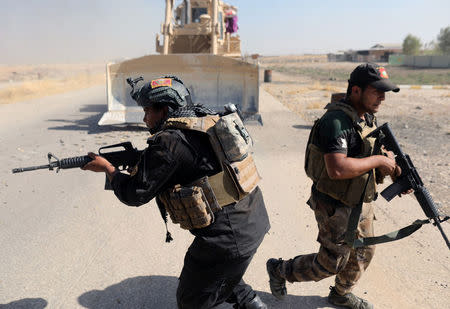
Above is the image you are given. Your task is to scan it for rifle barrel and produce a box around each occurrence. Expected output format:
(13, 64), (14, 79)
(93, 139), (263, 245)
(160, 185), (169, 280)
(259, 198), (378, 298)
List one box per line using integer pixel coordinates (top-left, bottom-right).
(12, 164), (52, 174)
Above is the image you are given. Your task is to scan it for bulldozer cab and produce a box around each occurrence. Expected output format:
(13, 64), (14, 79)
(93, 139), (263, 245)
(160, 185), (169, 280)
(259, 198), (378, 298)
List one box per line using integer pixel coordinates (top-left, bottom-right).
(158, 0), (241, 56)
(99, 0), (259, 126)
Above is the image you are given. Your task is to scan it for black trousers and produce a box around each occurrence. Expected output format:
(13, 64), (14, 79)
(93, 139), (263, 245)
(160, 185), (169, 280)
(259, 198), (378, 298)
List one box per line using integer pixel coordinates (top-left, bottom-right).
(176, 188), (269, 309)
(176, 250), (256, 309)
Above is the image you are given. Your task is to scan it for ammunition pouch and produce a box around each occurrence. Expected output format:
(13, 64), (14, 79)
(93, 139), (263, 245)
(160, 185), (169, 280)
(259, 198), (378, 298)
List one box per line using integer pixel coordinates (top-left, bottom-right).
(224, 155), (260, 200)
(214, 112), (252, 162)
(159, 176), (221, 230)
(159, 154), (261, 230)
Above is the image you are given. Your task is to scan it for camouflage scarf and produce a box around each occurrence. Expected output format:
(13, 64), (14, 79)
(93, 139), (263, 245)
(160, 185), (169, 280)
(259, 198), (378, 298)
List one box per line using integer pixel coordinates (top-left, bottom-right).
(168, 104), (218, 118)
(149, 104), (218, 134)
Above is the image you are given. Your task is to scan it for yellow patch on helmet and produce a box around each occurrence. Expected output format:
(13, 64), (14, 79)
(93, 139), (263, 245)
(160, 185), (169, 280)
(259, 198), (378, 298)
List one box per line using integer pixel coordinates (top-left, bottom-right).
(151, 78), (172, 89)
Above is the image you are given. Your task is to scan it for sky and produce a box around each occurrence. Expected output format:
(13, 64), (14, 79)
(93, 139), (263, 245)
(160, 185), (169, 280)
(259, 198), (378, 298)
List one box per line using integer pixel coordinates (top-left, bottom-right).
(1, 0), (449, 64)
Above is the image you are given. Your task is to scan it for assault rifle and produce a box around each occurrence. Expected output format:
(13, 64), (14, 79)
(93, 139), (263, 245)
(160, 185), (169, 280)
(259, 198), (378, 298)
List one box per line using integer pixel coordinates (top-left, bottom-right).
(12, 142), (143, 188)
(368, 123), (449, 249)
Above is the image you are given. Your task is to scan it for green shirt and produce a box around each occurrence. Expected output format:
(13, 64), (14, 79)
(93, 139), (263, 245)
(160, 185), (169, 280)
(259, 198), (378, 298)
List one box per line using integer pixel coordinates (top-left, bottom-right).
(314, 109), (362, 157)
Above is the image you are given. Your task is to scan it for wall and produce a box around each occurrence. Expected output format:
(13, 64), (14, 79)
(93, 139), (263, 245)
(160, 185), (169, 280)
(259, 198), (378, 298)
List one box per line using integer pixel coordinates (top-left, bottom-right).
(392, 55), (450, 68)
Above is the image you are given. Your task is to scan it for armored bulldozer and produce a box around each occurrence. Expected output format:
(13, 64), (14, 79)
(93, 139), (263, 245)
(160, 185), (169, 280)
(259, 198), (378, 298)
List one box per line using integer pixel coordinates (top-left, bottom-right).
(99, 0), (259, 125)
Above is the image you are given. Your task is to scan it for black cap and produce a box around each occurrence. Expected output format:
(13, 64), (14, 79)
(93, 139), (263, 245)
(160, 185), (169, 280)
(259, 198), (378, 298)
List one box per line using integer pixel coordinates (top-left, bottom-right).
(349, 63), (400, 93)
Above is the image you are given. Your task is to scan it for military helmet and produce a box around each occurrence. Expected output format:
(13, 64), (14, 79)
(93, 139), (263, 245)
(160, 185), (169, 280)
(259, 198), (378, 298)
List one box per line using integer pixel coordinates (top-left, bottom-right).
(128, 75), (192, 109)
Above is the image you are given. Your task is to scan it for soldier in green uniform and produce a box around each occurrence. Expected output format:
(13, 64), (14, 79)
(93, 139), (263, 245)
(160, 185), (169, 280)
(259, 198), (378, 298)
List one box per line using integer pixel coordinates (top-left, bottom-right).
(266, 63), (402, 309)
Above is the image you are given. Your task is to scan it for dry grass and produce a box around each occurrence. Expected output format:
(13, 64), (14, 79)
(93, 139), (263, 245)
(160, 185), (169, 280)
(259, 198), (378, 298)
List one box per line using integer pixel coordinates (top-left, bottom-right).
(261, 56), (450, 85)
(307, 82), (342, 93)
(0, 63), (105, 104)
(263, 85), (329, 118)
(305, 101), (324, 109)
(283, 101), (303, 115)
(0, 74), (104, 104)
(260, 54), (328, 64)
(276, 82), (342, 96)
(0, 63), (104, 81)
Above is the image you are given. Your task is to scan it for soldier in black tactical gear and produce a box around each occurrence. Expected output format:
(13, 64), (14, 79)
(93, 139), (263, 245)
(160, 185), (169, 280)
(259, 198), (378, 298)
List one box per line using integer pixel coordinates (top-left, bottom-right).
(82, 75), (270, 309)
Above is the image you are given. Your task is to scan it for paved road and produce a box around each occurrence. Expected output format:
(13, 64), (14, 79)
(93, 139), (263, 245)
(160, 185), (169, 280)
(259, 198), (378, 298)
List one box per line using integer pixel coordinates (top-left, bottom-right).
(0, 86), (448, 308)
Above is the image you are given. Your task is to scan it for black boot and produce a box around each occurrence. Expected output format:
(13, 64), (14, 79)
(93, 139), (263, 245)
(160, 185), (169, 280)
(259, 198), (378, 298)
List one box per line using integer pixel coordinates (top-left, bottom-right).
(242, 295), (267, 309)
(266, 258), (287, 300)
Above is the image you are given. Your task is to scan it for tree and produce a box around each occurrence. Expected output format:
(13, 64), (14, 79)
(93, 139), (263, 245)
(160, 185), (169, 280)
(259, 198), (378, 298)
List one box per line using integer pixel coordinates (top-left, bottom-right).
(402, 34), (422, 55)
(437, 26), (450, 54)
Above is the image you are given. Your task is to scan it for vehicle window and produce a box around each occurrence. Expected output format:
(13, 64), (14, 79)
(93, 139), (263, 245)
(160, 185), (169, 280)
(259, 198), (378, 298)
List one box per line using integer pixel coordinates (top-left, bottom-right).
(192, 7), (207, 23)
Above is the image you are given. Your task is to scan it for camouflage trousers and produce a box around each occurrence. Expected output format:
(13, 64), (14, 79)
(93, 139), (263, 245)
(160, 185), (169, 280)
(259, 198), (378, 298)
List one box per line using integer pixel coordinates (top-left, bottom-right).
(279, 193), (375, 295)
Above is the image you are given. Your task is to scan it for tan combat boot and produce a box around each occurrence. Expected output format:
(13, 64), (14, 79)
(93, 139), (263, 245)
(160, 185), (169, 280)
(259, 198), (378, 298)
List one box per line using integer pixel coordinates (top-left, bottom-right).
(328, 286), (373, 309)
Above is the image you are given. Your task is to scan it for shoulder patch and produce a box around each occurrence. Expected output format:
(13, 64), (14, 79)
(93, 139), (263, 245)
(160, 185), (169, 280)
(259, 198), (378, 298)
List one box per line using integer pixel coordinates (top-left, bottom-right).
(339, 137), (348, 149)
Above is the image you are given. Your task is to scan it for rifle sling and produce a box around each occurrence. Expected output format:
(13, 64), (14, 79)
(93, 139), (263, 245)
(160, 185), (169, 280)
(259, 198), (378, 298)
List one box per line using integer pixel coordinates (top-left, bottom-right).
(344, 167), (429, 248)
(344, 170), (372, 247)
(350, 219), (430, 248)
(344, 162), (430, 248)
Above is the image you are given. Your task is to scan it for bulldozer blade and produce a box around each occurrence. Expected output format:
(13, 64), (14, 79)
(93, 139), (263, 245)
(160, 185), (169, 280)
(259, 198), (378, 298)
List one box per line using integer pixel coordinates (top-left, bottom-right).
(99, 54), (259, 125)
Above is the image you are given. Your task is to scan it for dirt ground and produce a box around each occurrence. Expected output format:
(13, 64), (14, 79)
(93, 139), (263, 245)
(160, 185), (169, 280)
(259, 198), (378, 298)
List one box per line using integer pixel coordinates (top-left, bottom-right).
(260, 57), (450, 216)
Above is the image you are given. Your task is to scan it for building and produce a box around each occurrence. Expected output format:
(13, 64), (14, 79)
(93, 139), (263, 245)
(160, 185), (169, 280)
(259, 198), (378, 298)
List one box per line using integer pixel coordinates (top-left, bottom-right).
(328, 43), (402, 62)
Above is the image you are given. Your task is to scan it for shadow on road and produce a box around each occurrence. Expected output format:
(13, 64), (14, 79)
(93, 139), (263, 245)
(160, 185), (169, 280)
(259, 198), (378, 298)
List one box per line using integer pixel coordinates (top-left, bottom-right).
(46, 104), (147, 134)
(77, 275), (332, 309)
(0, 298), (47, 309)
(292, 124), (312, 130)
(78, 275), (178, 309)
